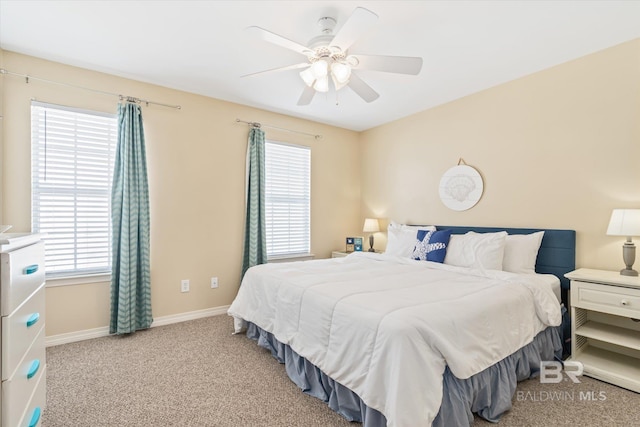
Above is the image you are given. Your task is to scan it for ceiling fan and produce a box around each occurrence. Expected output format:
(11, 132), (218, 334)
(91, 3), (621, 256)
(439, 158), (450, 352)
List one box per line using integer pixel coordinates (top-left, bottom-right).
(243, 7), (423, 106)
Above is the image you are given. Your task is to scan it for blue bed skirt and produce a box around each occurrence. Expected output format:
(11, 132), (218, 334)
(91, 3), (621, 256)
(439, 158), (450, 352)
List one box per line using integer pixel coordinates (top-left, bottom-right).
(246, 321), (562, 426)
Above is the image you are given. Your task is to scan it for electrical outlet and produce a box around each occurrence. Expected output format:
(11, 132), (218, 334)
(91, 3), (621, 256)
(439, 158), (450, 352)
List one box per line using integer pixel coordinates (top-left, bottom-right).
(210, 277), (218, 289)
(181, 279), (190, 293)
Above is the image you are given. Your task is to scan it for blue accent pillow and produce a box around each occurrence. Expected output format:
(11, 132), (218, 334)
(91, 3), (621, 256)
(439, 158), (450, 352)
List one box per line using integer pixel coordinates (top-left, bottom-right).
(412, 229), (452, 263)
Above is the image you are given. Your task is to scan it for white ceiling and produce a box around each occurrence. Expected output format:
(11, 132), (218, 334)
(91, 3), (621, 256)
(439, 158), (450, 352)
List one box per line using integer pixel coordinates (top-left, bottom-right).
(1, 1), (640, 132)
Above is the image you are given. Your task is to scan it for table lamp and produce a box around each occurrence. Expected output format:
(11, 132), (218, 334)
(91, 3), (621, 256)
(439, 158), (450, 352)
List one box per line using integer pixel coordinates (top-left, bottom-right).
(363, 218), (380, 252)
(607, 209), (640, 276)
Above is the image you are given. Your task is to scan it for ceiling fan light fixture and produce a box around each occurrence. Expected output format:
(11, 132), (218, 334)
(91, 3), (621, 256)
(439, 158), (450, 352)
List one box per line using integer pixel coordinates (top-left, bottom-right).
(310, 60), (328, 78)
(299, 68), (315, 87)
(331, 73), (349, 91)
(313, 75), (329, 92)
(331, 62), (351, 84)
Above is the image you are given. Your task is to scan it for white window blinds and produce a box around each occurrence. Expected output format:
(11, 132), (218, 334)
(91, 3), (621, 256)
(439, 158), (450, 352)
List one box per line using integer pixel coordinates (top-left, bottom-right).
(31, 101), (118, 278)
(265, 141), (311, 257)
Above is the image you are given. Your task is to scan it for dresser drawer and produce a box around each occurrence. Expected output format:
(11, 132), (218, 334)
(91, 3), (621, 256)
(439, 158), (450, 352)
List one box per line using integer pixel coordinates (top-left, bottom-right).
(1, 242), (46, 316)
(17, 372), (46, 427)
(2, 284), (46, 380)
(2, 327), (46, 427)
(572, 280), (640, 318)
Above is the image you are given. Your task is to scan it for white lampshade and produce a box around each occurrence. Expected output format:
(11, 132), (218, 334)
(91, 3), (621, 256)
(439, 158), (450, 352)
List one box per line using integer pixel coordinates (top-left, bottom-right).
(313, 75), (329, 92)
(330, 74), (347, 91)
(363, 218), (380, 233)
(331, 62), (351, 84)
(299, 68), (315, 87)
(311, 60), (328, 78)
(607, 209), (640, 237)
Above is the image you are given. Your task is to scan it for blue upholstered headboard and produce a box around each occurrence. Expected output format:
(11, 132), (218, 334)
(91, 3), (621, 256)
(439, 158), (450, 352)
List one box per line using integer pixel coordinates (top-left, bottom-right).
(435, 226), (576, 297)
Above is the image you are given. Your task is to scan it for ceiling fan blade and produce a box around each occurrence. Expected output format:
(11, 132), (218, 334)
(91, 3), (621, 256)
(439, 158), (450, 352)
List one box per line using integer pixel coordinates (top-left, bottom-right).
(330, 7), (378, 52)
(297, 86), (316, 106)
(347, 72), (379, 103)
(351, 54), (423, 75)
(246, 26), (311, 56)
(242, 63), (310, 78)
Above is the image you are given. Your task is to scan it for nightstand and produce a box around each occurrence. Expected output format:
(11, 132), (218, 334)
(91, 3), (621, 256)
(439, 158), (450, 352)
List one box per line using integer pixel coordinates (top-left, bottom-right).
(331, 251), (349, 258)
(565, 268), (640, 392)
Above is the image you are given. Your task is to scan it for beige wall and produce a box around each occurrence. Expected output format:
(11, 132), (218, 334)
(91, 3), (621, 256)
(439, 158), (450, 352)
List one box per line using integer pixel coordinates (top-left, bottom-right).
(1, 51), (362, 336)
(360, 39), (640, 271)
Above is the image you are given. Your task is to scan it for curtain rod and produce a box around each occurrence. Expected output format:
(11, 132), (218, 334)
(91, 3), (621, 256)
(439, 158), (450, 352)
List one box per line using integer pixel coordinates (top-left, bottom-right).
(0, 68), (182, 110)
(236, 118), (323, 140)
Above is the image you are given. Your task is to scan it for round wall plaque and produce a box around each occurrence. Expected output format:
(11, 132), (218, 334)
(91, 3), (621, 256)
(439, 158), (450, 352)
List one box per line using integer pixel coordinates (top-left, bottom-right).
(438, 165), (484, 211)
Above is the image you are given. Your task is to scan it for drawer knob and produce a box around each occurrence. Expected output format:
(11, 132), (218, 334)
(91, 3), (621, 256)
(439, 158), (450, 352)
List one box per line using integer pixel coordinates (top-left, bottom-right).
(29, 407), (41, 427)
(27, 312), (40, 328)
(621, 300), (629, 306)
(27, 359), (40, 379)
(23, 264), (39, 275)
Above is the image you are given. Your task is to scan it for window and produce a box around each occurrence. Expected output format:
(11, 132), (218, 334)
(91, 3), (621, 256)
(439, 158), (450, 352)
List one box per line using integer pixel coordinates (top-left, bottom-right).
(264, 141), (311, 258)
(31, 101), (118, 278)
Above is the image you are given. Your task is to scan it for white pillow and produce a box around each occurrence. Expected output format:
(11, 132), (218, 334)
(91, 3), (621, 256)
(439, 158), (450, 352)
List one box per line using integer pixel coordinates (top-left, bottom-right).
(385, 221), (436, 258)
(503, 231), (545, 274)
(443, 231), (508, 270)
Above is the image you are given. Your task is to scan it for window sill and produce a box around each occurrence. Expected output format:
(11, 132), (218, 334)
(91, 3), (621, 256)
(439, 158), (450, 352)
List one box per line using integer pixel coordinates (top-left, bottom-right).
(267, 253), (315, 263)
(46, 273), (111, 288)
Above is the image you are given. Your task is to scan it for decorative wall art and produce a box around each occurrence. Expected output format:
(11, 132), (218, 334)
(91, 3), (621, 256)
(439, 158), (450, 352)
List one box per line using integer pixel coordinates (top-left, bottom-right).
(438, 159), (484, 211)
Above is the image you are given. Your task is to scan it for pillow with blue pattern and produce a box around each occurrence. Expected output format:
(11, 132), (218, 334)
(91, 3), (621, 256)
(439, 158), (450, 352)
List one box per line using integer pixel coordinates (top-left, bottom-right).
(412, 229), (452, 263)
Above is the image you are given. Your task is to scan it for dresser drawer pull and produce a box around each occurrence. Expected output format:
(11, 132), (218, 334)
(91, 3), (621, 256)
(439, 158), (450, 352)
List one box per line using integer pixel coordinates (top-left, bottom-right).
(27, 312), (41, 328)
(23, 264), (39, 275)
(621, 300), (629, 306)
(28, 407), (41, 427)
(27, 359), (40, 379)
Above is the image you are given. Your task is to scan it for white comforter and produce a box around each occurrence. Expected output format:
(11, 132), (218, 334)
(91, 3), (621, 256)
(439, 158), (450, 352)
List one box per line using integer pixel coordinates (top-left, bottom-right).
(228, 252), (561, 427)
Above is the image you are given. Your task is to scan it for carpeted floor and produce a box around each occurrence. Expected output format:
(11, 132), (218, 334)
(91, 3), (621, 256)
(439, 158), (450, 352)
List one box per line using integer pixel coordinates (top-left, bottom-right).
(43, 315), (640, 426)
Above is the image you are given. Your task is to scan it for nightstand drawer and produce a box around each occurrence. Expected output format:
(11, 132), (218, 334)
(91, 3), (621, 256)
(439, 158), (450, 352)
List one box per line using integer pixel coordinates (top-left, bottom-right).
(572, 280), (640, 318)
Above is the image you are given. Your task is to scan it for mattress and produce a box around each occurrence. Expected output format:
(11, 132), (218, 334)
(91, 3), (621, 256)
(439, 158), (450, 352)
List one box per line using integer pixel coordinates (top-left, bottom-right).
(228, 252), (562, 427)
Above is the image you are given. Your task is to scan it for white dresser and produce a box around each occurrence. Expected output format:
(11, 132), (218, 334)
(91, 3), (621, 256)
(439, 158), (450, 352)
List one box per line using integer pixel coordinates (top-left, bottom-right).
(0, 234), (46, 427)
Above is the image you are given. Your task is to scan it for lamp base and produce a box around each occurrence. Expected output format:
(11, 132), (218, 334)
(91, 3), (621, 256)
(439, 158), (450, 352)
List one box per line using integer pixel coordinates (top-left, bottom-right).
(620, 268), (639, 277)
(368, 234), (375, 252)
(621, 241), (637, 276)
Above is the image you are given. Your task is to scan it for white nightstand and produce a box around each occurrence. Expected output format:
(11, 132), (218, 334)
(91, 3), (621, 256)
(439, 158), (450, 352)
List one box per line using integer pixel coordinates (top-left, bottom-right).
(565, 268), (640, 392)
(331, 251), (349, 258)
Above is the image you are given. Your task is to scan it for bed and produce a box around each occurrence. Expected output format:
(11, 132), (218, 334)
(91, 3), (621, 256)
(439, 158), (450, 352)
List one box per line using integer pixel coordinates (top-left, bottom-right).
(228, 225), (576, 427)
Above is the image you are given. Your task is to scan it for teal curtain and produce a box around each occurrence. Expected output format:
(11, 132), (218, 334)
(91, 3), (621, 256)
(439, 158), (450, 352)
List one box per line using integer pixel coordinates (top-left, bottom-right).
(241, 127), (267, 278)
(110, 102), (152, 334)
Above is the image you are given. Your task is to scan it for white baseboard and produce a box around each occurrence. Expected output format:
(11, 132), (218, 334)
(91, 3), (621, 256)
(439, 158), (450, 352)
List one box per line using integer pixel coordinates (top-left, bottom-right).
(46, 325), (110, 347)
(45, 305), (230, 347)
